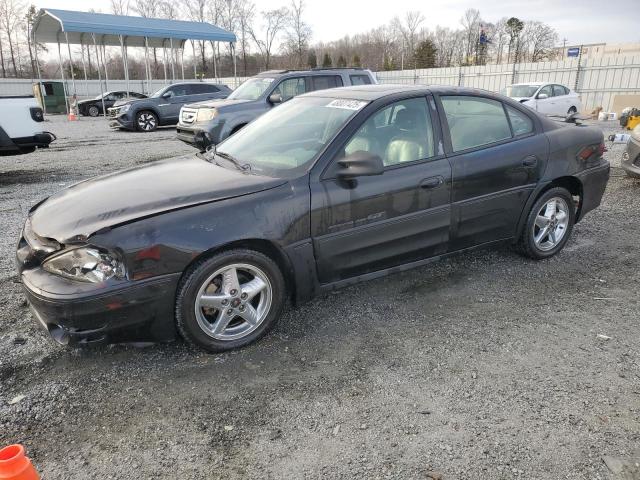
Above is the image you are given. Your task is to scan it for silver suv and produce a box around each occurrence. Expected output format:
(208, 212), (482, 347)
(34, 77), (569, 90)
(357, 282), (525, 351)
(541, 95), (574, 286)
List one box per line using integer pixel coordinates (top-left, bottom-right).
(176, 68), (376, 149)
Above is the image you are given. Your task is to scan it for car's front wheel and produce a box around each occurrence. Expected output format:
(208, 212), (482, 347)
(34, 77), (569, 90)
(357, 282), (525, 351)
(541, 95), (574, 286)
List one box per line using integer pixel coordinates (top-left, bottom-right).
(518, 187), (576, 260)
(176, 249), (286, 352)
(88, 105), (100, 117)
(136, 111), (158, 132)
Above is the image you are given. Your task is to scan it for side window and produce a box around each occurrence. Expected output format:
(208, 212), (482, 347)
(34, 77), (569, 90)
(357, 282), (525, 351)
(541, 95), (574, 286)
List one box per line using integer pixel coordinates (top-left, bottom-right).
(538, 85), (553, 98)
(441, 96), (512, 152)
(164, 85), (189, 97)
(192, 84), (219, 94)
(274, 77), (306, 101)
(506, 105), (534, 136)
(311, 76), (341, 91)
(552, 85), (566, 97)
(343, 97), (435, 166)
(350, 75), (372, 86)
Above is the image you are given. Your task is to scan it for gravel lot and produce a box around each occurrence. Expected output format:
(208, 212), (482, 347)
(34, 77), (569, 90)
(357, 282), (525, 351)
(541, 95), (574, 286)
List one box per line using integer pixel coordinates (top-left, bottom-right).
(1, 116), (639, 479)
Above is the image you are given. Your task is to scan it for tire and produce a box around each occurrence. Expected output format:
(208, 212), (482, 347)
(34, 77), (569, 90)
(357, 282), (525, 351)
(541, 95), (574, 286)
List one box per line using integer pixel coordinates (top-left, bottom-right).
(88, 105), (100, 117)
(136, 110), (158, 132)
(517, 187), (576, 260)
(175, 249), (286, 353)
(568, 106), (577, 115)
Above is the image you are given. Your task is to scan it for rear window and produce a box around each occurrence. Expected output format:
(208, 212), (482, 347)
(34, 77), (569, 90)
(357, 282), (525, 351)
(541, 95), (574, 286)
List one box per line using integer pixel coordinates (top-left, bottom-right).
(311, 76), (343, 91)
(350, 74), (372, 86)
(441, 96), (512, 152)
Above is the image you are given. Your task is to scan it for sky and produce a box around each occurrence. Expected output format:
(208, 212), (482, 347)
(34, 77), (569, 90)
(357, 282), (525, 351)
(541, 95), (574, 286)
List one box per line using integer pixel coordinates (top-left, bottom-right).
(34, 0), (640, 46)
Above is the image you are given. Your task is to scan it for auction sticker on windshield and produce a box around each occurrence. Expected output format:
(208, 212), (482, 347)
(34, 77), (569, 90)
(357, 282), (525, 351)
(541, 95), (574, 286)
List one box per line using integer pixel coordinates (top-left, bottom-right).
(325, 99), (368, 110)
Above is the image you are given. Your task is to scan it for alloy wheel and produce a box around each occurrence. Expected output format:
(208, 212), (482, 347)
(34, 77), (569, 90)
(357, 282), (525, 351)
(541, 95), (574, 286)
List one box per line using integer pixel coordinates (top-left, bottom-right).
(532, 197), (570, 251)
(138, 113), (157, 131)
(194, 263), (272, 341)
(88, 106), (99, 117)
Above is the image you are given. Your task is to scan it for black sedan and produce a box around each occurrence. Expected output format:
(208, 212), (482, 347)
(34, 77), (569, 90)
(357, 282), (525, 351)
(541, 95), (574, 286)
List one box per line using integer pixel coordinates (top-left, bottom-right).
(77, 91), (146, 117)
(17, 85), (609, 352)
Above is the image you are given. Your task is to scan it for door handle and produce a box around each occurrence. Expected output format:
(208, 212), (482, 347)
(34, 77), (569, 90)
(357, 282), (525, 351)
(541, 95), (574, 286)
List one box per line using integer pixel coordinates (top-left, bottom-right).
(522, 156), (538, 168)
(420, 176), (444, 189)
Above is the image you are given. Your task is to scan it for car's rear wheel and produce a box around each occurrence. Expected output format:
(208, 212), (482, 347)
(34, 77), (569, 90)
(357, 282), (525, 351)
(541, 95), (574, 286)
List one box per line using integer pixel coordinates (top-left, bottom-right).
(88, 105), (100, 117)
(518, 187), (575, 260)
(175, 249), (286, 352)
(136, 111), (158, 132)
(568, 106), (577, 115)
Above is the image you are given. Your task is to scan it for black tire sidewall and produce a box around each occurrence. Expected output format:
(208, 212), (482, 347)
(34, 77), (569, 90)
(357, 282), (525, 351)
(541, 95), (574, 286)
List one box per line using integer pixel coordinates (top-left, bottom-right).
(88, 105), (99, 117)
(136, 111), (158, 132)
(175, 249), (286, 352)
(523, 187), (575, 259)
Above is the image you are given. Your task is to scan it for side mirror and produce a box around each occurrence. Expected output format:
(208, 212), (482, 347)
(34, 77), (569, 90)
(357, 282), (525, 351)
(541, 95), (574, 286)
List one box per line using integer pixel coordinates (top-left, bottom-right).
(537, 93), (549, 100)
(268, 93), (283, 105)
(194, 131), (212, 152)
(336, 151), (384, 179)
(162, 91), (172, 99)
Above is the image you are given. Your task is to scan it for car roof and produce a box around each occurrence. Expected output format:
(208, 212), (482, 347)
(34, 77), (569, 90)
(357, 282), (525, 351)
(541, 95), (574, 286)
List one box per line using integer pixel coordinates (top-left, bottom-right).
(256, 68), (370, 78)
(302, 84), (505, 101)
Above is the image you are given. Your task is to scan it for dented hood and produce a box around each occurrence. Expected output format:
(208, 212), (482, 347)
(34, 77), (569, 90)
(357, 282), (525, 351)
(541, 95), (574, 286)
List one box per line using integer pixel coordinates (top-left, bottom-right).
(30, 155), (286, 243)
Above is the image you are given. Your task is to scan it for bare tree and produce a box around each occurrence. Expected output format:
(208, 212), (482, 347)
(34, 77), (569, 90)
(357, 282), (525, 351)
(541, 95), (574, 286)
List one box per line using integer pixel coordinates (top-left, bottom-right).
(391, 11), (424, 69)
(460, 8), (481, 65)
(235, 0), (254, 75)
(249, 7), (288, 70)
(0, 0), (23, 76)
(523, 21), (558, 62)
(284, 0), (312, 68)
(110, 0), (129, 15)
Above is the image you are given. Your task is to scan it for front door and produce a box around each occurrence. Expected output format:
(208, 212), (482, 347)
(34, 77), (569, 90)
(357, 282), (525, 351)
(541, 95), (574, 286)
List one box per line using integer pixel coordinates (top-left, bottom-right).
(158, 84), (192, 123)
(535, 84), (556, 115)
(311, 96), (452, 284)
(437, 94), (548, 250)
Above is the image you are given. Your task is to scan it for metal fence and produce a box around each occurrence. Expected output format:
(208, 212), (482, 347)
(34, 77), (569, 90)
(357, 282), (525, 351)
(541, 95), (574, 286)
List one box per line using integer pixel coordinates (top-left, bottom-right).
(2, 55), (640, 112)
(376, 55), (640, 113)
(0, 76), (249, 98)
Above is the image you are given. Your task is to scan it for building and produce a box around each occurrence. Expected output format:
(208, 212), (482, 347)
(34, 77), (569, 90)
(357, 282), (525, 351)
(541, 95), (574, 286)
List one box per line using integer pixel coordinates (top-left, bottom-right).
(554, 42), (640, 60)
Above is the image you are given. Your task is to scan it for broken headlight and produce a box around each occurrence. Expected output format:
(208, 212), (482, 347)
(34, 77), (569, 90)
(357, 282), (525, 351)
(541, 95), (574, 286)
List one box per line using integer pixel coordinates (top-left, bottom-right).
(196, 108), (217, 122)
(43, 247), (126, 283)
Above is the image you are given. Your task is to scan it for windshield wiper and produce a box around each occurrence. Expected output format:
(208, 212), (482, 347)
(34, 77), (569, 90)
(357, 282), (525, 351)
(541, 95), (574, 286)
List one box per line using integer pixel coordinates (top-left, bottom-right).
(216, 150), (251, 172)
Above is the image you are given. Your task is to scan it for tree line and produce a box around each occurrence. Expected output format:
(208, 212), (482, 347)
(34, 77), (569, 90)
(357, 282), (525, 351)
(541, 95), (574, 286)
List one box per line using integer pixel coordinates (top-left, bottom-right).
(0, 0), (560, 81)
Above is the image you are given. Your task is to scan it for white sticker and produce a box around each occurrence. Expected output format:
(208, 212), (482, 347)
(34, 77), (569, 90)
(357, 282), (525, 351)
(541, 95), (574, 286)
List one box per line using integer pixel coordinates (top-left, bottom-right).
(325, 99), (368, 110)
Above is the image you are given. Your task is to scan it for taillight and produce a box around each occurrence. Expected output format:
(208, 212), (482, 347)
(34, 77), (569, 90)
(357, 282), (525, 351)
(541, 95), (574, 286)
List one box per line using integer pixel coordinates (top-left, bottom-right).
(578, 143), (606, 161)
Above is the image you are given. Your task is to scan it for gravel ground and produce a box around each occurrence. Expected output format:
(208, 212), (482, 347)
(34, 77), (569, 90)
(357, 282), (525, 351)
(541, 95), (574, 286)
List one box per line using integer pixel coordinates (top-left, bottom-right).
(0, 116), (639, 479)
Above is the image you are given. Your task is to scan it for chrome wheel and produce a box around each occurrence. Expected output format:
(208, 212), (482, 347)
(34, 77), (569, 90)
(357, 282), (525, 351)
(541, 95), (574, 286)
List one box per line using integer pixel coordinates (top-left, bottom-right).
(137, 112), (157, 131)
(194, 263), (272, 341)
(88, 105), (99, 117)
(532, 197), (569, 251)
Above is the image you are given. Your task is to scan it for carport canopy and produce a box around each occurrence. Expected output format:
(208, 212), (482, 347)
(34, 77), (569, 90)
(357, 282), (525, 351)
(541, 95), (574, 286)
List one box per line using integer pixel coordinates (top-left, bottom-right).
(33, 8), (237, 47)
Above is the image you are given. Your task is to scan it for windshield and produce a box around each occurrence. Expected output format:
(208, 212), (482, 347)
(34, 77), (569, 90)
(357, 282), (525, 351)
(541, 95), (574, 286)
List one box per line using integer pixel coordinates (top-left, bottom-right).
(150, 87), (167, 98)
(95, 91), (112, 100)
(228, 77), (275, 101)
(212, 96), (368, 176)
(502, 85), (540, 98)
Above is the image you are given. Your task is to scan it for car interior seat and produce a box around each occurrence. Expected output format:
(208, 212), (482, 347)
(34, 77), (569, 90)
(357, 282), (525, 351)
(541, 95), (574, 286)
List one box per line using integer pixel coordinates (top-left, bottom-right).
(384, 109), (431, 165)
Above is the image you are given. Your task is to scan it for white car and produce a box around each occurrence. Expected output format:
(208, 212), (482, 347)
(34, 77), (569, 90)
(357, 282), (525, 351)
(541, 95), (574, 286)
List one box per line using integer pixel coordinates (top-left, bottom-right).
(502, 82), (582, 117)
(0, 96), (55, 155)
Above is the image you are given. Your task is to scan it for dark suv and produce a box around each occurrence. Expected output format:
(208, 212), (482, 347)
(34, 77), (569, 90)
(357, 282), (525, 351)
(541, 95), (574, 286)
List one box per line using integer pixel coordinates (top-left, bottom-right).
(109, 82), (231, 132)
(176, 68), (376, 148)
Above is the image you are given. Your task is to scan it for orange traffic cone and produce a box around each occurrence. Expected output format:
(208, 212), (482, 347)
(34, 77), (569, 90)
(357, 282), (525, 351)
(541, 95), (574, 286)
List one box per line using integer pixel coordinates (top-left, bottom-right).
(0, 445), (40, 480)
(68, 111), (77, 121)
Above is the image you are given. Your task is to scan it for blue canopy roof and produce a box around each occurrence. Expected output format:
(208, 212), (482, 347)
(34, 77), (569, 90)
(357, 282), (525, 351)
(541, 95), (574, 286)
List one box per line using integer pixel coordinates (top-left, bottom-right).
(33, 8), (236, 47)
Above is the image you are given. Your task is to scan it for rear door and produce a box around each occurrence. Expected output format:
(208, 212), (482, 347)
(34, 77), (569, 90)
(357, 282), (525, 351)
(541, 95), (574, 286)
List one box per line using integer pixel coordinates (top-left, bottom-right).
(311, 95), (452, 283)
(437, 94), (548, 250)
(308, 75), (343, 93)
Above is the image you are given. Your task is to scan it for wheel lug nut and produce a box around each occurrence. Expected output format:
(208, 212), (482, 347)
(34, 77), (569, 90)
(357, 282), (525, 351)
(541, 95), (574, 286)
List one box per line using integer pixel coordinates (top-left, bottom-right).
(239, 305), (245, 311)
(241, 293), (247, 300)
(227, 309), (233, 315)
(222, 299), (228, 306)
(230, 289), (237, 296)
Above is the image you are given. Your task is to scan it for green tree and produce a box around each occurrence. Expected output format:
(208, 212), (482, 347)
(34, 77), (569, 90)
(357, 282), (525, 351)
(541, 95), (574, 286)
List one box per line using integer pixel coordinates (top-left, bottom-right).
(352, 54), (361, 67)
(506, 17), (525, 63)
(322, 53), (332, 68)
(336, 55), (347, 67)
(307, 50), (317, 68)
(414, 39), (437, 69)
(383, 54), (396, 71)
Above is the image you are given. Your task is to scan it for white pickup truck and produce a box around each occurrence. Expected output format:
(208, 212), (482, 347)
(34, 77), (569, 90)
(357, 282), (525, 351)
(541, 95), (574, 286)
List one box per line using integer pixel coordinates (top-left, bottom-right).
(0, 96), (55, 156)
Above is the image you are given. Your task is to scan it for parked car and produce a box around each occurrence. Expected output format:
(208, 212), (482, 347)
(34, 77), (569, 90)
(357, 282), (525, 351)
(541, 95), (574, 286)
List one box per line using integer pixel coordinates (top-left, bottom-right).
(77, 91), (147, 117)
(176, 68), (376, 149)
(621, 124), (640, 178)
(108, 82), (231, 132)
(17, 85), (609, 352)
(0, 95), (55, 156)
(502, 82), (582, 117)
